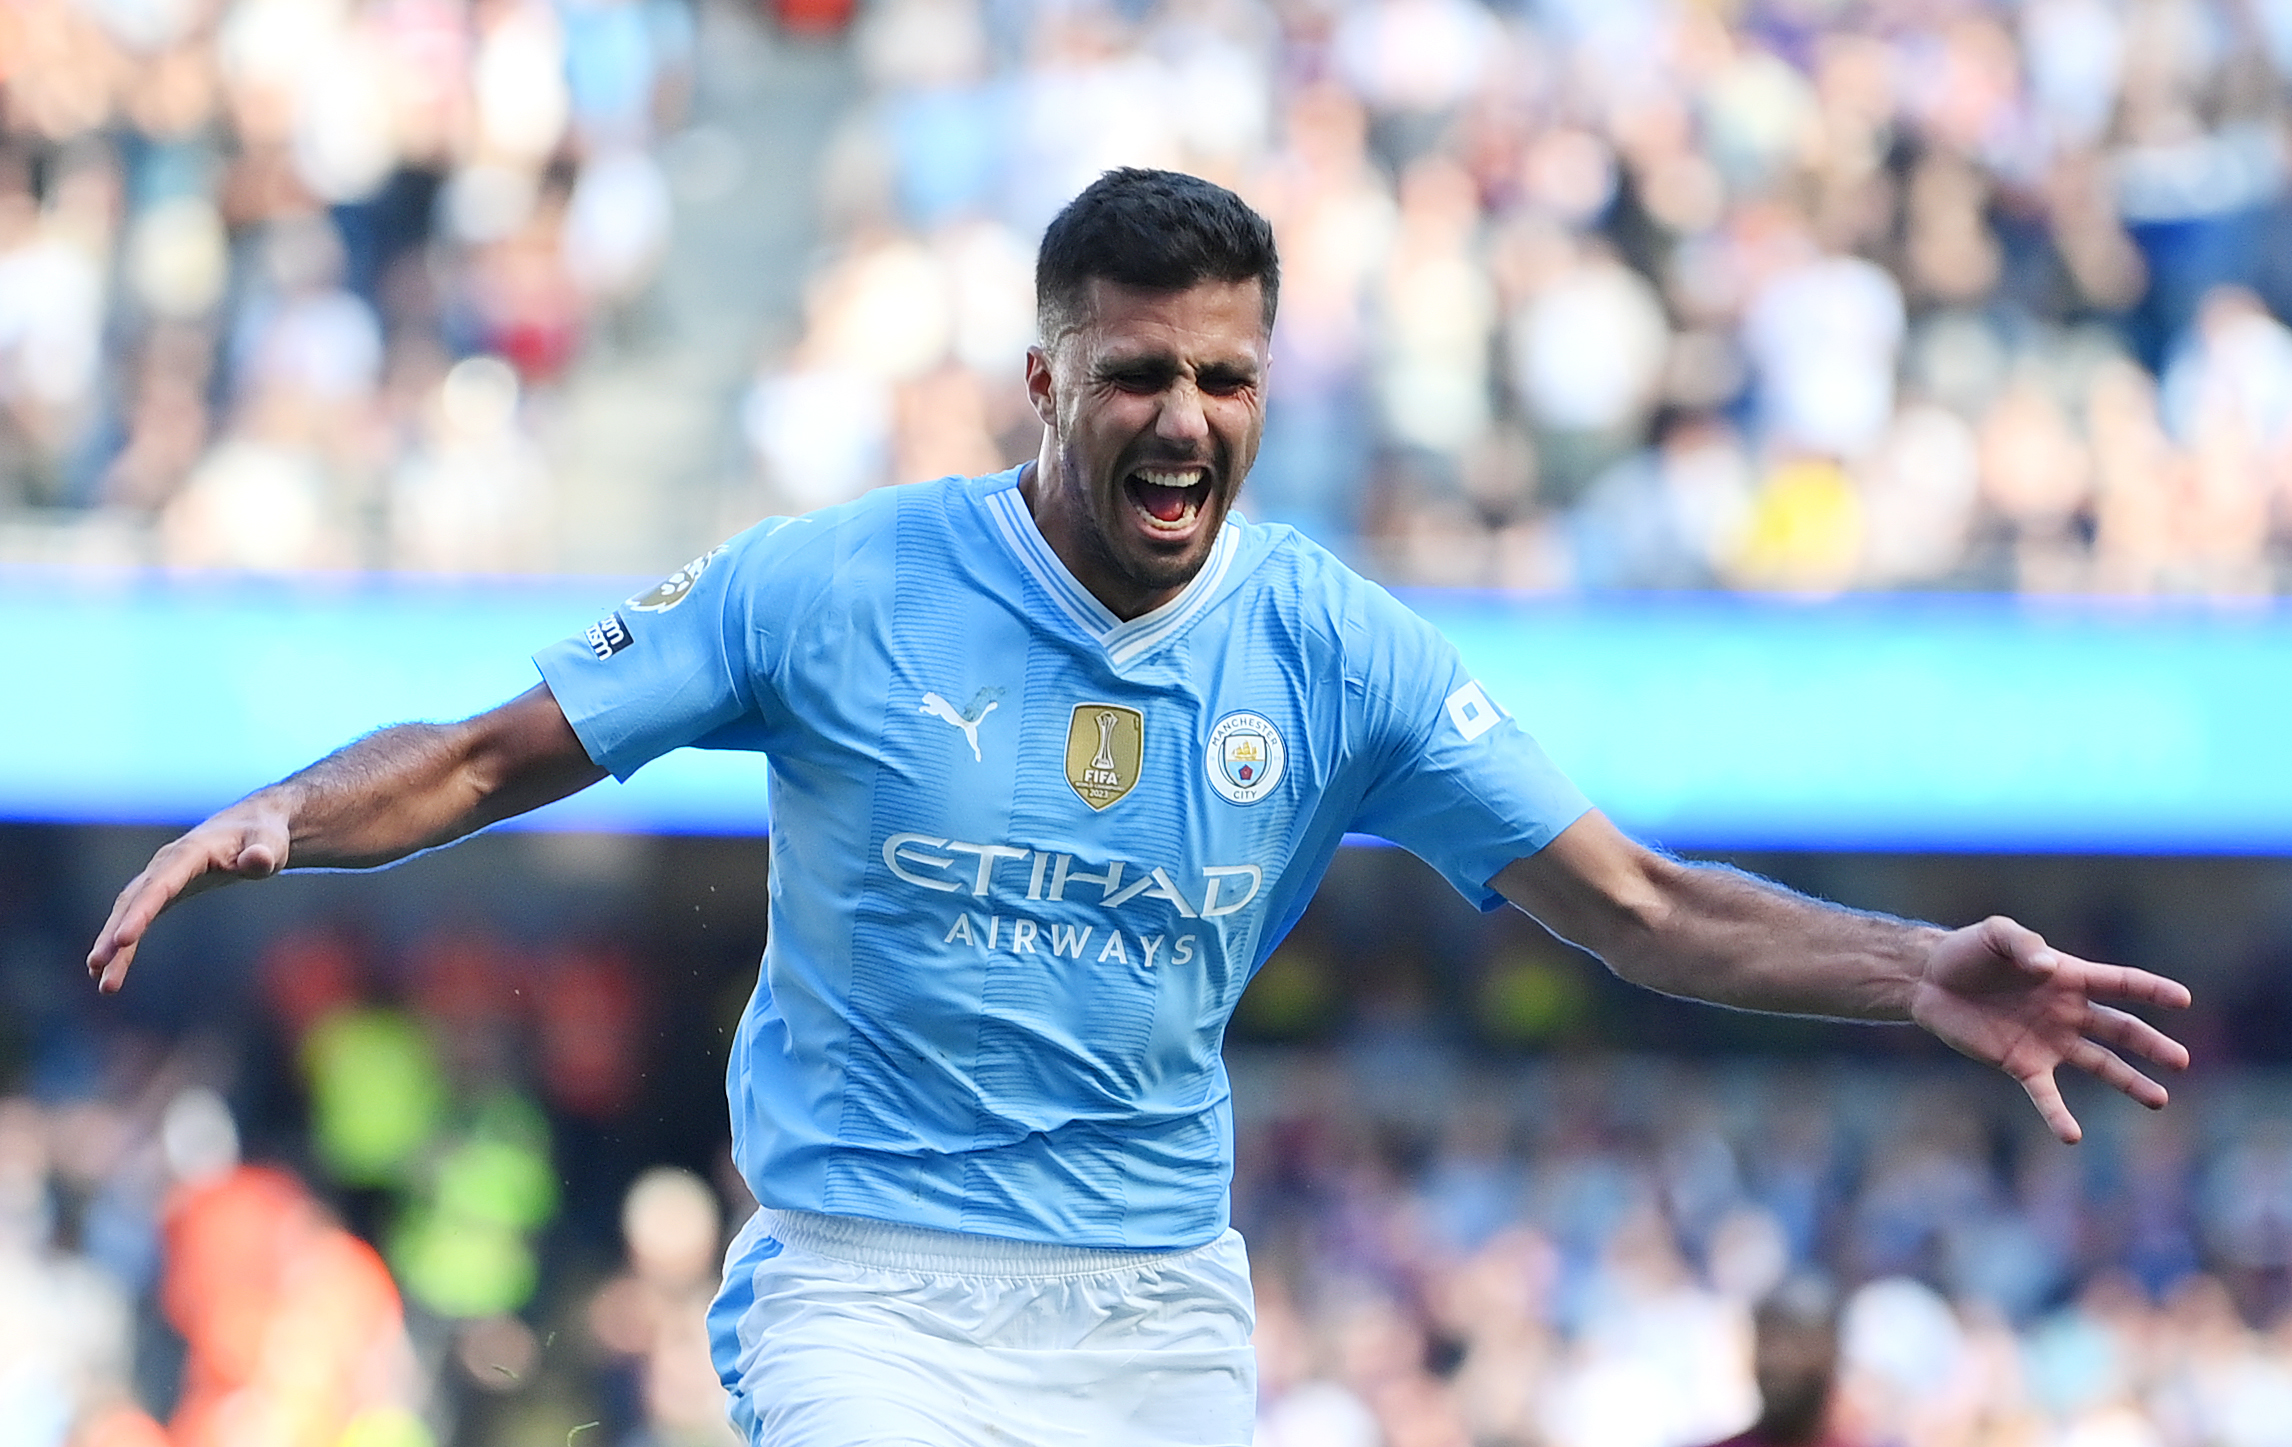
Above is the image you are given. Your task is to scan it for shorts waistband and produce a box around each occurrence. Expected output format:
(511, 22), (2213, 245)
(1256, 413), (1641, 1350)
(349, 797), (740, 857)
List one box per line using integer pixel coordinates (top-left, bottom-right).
(760, 1208), (1202, 1279)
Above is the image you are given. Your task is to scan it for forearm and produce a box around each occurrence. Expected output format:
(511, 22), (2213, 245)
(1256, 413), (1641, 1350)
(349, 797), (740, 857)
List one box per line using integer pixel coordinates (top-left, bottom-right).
(1495, 811), (2192, 1145)
(89, 684), (601, 991)
(255, 718), (544, 869)
(1592, 856), (1941, 1022)
(223, 681), (603, 871)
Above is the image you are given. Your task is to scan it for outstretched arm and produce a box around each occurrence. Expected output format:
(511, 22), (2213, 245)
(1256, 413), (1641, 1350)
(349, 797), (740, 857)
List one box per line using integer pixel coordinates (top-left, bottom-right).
(86, 683), (606, 993)
(1491, 811), (2192, 1143)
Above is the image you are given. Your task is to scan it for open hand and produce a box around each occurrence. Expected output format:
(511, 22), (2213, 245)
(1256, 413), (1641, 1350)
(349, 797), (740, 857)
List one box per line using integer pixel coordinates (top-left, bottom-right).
(1910, 915), (2191, 1143)
(85, 801), (290, 994)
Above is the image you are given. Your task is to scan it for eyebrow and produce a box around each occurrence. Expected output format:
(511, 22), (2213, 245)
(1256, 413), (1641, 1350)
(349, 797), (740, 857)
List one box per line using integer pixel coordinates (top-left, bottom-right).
(1091, 351), (1262, 383)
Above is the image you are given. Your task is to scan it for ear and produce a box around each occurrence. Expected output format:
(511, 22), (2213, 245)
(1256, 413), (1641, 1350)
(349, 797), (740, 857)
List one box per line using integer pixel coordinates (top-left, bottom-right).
(1025, 344), (1056, 430)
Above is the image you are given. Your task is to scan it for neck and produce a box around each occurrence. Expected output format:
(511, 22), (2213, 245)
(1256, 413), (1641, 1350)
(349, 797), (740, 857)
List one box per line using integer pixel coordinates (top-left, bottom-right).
(1019, 446), (1179, 622)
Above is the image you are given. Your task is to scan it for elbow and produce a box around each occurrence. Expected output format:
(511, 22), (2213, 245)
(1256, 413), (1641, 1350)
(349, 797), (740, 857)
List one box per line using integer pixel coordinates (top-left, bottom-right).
(1496, 818), (1684, 986)
(455, 734), (530, 828)
(401, 717), (522, 841)
(455, 699), (603, 825)
(1593, 854), (1685, 988)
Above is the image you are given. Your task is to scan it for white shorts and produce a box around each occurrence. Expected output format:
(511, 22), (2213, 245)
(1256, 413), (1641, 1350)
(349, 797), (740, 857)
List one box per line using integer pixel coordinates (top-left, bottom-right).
(707, 1208), (1257, 1447)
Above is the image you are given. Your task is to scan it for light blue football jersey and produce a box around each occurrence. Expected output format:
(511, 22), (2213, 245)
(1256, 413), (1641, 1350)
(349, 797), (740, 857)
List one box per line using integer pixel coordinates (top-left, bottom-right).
(535, 465), (1589, 1249)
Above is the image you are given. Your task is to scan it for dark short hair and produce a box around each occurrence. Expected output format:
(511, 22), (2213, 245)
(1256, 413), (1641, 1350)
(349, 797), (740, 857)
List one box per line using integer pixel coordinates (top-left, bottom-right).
(1036, 168), (1280, 345)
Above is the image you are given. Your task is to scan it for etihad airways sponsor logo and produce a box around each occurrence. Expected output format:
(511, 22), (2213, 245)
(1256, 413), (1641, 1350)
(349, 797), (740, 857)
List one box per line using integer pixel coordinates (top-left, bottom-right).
(879, 833), (1263, 920)
(936, 914), (1199, 969)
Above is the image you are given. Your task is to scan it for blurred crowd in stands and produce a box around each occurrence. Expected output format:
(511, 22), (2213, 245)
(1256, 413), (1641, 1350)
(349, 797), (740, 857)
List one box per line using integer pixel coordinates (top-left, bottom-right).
(757, 0), (2292, 595)
(1232, 1056), (2292, 1447)
(0, 0), (692, 570)
(6, 0), (2292, 594)
(17, 1007), (2292, 1446)
(0, 912), (751, 1447)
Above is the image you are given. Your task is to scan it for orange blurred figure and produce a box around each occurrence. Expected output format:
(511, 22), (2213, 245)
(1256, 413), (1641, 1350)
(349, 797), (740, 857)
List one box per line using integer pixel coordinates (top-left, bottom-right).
(162, 1165), (419, 1447)
(77, 1405), (171, 1447)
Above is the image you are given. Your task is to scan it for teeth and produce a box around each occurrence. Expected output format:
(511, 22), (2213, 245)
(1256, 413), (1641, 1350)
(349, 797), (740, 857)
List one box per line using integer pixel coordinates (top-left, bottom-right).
(1135, 469), (1204, 489)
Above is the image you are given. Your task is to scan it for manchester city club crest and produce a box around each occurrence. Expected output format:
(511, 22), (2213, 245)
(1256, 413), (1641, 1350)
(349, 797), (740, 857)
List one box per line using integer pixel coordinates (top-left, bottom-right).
(1205, 711), (1286, 805)
(1065, 703), (1144, 810)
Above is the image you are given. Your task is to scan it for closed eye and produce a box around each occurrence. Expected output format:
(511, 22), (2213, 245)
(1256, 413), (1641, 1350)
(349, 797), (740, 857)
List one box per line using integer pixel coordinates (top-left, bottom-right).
(1101, 364), (1176, 392)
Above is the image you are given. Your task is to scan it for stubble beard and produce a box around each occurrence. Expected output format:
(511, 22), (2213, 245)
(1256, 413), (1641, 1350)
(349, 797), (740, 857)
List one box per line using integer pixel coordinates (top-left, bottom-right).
(1066, 437), (1229, 599)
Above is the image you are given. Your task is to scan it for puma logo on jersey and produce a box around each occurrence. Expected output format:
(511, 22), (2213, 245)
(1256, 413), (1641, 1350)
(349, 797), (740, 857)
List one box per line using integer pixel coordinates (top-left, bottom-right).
(920, 691), (998, 762)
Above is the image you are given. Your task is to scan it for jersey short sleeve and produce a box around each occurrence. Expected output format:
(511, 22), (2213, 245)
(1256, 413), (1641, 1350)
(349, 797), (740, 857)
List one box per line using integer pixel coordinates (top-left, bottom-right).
(1345, 586), (1592, 910)
(534, 516), (812, 780)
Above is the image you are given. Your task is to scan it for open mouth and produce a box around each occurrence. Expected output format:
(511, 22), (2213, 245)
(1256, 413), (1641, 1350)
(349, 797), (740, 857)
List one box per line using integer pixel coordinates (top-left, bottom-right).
(1124, 467), (1210, 535)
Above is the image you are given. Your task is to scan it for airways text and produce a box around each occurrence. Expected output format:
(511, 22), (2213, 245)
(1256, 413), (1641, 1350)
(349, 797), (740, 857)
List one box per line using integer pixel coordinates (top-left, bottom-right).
(937, 914), (1199, 968)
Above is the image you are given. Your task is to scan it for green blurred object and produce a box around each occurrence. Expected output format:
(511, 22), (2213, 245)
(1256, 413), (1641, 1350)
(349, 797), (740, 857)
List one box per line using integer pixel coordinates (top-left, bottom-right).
(335, 1407), (438, 1447)
(1476, 948), (1595, 1045)
(390, 1206), (538, 1319)
(301, 1007), (448, 1186)
(388, 1092), (560, 1318)
(1233, 944), (1336, 1039)
(436, 1127), (559, 1231)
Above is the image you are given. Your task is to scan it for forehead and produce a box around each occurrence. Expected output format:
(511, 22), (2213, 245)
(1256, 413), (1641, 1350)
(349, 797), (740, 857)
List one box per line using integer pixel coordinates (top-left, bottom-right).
(1062, 278), (1269, 364)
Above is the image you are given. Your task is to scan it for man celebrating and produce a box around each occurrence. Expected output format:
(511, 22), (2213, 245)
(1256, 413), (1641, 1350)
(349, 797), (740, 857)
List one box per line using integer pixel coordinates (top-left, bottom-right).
(88, 169), (2190, 1446)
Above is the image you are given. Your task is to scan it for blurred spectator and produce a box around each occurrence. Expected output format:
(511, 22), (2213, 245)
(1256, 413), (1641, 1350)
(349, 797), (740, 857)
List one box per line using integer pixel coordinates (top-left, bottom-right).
(1698, 1276), (1842, 1447)
(0, 145), (112, 507)
(1508, 240), (1671, 501)
(587, 1166), (737, 1446)
(388, 353), (555, 571)
(1740, 245), (1904, 465)
(158, 1090), (431, 1447)
(1374, 155), (1496, 468)
(1570, 410), (1751, 590)
(0, 1096), (144, 1446)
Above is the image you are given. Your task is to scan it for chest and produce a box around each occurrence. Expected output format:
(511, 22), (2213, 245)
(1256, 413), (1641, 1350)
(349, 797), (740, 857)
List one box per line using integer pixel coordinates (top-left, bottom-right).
(774, 593), (1329, 890)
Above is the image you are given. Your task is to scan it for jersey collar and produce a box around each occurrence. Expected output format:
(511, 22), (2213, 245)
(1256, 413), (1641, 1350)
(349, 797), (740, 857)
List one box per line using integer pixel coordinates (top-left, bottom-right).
(981, 467), (1241, 667)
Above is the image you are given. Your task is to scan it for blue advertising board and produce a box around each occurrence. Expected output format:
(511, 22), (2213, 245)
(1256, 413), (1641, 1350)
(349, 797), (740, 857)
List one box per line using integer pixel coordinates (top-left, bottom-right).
(8, 567), (2289, 852)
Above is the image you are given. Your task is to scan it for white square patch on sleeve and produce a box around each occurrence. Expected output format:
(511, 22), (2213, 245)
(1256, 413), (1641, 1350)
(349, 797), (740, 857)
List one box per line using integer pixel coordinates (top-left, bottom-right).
(1444, 681), (1501, 742)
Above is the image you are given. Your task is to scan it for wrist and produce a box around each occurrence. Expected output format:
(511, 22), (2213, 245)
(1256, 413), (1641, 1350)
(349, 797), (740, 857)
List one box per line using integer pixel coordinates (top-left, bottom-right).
(1884, 925), (1951, 1021)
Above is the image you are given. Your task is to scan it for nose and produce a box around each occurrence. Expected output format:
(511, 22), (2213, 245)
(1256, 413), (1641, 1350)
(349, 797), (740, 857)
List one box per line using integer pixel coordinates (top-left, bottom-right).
(1155, 378), (1209, 447)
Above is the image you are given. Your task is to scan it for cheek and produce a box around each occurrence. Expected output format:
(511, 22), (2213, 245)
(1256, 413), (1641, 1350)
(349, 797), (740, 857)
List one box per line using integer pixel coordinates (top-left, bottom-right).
(1075, 397), (1155, 449)
(1212, 400), (1264, 450)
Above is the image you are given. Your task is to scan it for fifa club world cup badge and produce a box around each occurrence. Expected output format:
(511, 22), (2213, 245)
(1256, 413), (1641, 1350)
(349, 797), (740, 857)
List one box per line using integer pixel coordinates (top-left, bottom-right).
(1066, 703), (1144, 810)
(1206, 712), (1286, 805)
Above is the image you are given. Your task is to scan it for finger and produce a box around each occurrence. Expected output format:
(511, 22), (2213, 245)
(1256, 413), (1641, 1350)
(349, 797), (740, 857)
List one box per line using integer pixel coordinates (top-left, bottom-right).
(2067, 1037), (2170, 1110)
(2060, 958), (2192, 1011)
(2085, 1002), (2191, 1071)
(108, 856), (199, 949)
(88, 871), (175, 976)
(87, 871), (151, 973)
(88, 878), (161, 993)
(2017, 1065), (2082, 1144)
(97, 939), (137, 994)
(87, 843), (216, 984)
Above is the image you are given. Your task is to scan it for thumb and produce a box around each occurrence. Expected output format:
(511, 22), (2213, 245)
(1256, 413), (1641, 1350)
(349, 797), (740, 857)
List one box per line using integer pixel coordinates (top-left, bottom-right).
(1983, 915), (2057, 976)
(232, 841), (284, 878)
